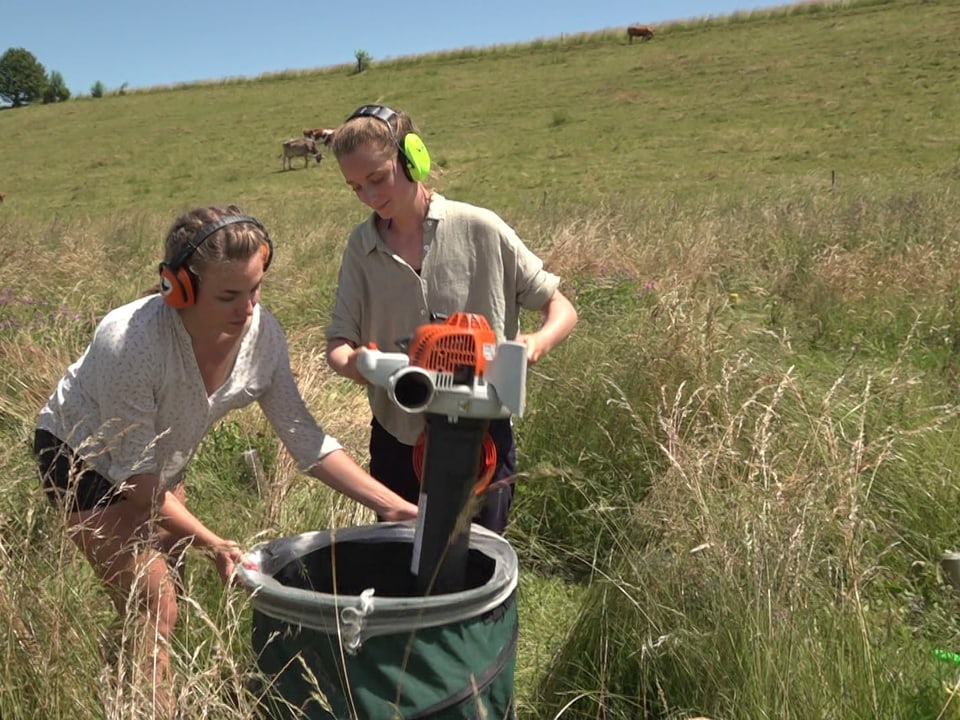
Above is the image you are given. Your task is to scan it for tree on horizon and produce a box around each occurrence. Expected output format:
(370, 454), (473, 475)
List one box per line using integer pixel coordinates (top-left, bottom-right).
(43, 70), (71, 103)
(0, 47), (48, 107)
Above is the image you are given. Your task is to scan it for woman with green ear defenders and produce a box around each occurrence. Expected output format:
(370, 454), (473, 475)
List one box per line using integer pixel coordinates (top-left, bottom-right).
(324, 103), (580, 535)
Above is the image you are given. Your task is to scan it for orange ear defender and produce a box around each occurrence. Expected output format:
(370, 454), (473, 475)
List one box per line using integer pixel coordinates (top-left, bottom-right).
(158, 215), (273, 309)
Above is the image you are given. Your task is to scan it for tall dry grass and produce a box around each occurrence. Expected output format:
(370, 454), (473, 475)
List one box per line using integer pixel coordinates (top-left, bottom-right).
(506, 186), (960, 718)
(5, 182), (960, 718)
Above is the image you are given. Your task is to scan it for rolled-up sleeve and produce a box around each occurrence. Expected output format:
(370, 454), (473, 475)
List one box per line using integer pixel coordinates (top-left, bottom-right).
(506, 226), (560, 312)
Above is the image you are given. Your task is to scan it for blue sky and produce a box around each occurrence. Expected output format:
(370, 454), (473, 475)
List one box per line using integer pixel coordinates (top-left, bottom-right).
(3, 0), (786, 96)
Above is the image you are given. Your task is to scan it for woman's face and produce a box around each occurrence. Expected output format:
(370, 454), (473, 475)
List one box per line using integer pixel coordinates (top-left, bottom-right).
(183, 252), (264, 340)
(338, 141), (413, 220)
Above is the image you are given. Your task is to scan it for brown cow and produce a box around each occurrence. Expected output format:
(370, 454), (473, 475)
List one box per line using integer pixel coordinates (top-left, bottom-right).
(0, 192), (5, 203)
(302, 127), (335, 146)
(627, 24), (655, 43)
(282, 137), (321, 170)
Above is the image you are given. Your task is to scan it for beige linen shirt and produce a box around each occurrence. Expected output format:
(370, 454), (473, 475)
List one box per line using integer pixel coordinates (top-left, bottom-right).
(325, 192), (560, 445)
(37, 295), (342, 489)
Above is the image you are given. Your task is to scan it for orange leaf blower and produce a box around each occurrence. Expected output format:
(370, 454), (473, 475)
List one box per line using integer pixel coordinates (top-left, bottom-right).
(357, 312), (527, 594)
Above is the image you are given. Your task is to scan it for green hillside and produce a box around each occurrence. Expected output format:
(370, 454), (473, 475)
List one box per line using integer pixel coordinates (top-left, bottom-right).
(2, 0), (957, 223)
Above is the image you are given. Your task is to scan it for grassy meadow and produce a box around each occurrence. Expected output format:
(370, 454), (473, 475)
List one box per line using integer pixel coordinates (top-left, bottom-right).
(4, 0), (960, 716)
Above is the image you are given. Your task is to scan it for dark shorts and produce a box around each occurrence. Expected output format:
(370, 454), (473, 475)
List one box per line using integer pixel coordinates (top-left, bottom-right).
(369, 416), (517, 534)
(33, 428), (126, 513)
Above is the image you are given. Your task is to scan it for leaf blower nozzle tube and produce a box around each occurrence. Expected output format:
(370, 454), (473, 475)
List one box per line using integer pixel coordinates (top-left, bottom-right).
(389, 367), (436, 414)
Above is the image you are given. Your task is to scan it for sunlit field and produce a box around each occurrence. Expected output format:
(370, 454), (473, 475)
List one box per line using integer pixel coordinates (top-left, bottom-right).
(4, 0), (960, 717)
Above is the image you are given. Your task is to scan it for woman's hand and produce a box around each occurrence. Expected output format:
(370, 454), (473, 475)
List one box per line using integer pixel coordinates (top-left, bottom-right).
(380, 499), (420, 522)
(326, 339), (370, 385)
(343, 346), (371, 385)
(309, 450), (419, 521)
(517, 290), (579, 365)
(516, 332), (546, 364)
(211, 540), (244, 586)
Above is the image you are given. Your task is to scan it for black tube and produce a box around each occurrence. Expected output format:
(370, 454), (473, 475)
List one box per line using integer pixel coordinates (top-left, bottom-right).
(414, 414), (490, 595)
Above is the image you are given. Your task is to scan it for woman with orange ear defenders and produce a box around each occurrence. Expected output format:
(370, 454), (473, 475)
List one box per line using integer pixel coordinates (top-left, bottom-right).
(33, 204), (418, 719)
(324, 105), (579, 535)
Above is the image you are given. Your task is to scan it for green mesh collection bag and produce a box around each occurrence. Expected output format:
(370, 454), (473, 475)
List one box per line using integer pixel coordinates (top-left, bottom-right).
(238, 523), (519, 720)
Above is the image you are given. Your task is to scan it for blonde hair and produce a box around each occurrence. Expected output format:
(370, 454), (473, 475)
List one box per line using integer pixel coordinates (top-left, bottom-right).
(331, 106), (418, 161)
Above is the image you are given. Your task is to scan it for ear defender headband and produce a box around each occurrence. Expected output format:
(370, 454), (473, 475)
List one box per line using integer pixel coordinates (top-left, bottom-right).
(346, 104), (431, 182)
(158, 215), (274, 309)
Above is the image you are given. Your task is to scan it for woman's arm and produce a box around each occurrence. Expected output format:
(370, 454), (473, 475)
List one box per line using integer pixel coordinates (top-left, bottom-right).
(325, 337), (369, 385)
(122, 473), (243, 584)
(252, 312), (414, 520)
(307, 449), (418, 521)
(517, 289), (579, 364)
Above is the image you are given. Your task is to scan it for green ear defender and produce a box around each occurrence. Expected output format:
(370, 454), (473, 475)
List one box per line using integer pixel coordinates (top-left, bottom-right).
(346, 104), (432, 182)
(399, 131), (431, 182)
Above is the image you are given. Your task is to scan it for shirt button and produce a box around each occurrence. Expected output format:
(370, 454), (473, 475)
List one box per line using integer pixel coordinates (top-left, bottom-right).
(420, 310), (427, 316)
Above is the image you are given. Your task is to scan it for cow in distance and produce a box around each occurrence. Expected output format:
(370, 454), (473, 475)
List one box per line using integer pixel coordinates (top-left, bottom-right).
(302, 127), (335, 146)
(627, 24), (655, 42)
(282, 137), (321, 170)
